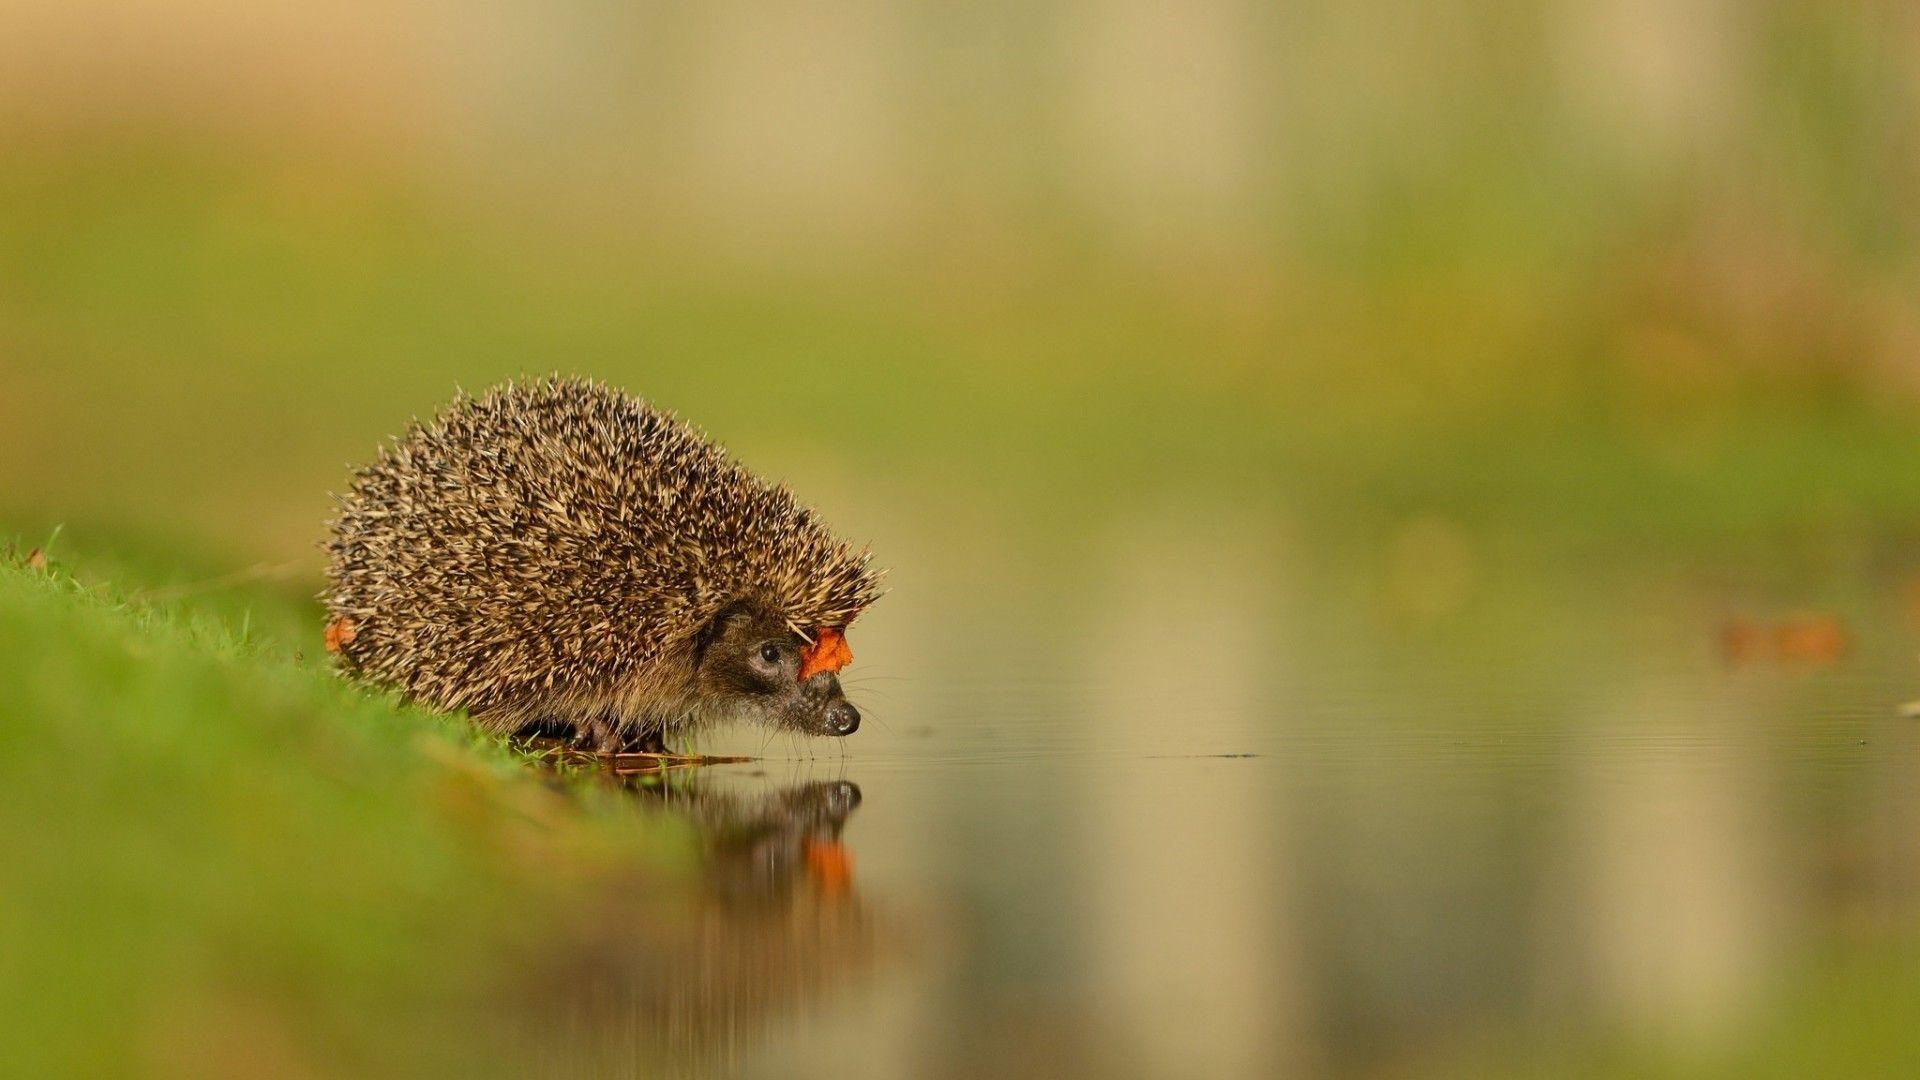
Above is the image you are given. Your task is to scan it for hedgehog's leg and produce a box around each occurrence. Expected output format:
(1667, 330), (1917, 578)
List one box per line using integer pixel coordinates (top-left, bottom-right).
(574, 712), (625, 758)
(630, 726), (670, 755)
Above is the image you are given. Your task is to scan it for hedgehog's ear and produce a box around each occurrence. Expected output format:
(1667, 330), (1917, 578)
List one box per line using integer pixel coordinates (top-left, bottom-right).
(691, 599), (761, 667)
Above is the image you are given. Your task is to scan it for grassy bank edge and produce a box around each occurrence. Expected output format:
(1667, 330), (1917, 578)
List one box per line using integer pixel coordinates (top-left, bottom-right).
(0, 531), (690, 1077)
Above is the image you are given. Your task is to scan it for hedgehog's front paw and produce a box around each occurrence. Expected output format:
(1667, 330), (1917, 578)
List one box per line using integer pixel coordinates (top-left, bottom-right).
(627, 727), (670, 755)
(574, 714), (625, 758)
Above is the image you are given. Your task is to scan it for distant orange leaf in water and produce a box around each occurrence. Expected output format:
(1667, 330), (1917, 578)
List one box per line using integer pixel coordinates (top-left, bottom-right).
(1720, 614), (1847, 666)
(798, 626), (853, 680)
(323, 617), (358, 654)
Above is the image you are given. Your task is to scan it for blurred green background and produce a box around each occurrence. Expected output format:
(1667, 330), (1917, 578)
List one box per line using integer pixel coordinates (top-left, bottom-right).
(3, 1), (1918, 556)
(6, 2), (1920, 1078)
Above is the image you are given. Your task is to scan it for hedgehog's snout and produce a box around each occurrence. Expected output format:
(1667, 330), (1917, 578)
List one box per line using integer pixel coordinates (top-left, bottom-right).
(801, 670), (860, 736)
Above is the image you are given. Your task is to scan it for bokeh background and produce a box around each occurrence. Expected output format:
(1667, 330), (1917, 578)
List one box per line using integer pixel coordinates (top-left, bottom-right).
(5, 0), (1918, 555)
(6, 2), (1920, 1078)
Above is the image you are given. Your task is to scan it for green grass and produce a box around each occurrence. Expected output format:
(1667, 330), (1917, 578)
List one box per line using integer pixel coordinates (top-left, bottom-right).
(0, 531), (692, 1078)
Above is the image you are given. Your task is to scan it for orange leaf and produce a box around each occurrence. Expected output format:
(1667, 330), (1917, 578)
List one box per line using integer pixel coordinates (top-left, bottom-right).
(324, 617), (358, 654)
(1719, 613), (1847, 666)
(798, 626), (853, 680)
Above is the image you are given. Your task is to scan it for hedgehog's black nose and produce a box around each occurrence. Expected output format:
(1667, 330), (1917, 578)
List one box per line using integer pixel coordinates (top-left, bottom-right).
(824, 700), (860, 736)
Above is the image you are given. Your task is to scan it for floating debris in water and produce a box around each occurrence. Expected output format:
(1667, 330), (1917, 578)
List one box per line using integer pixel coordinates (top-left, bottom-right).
(518, 734), (753, 776)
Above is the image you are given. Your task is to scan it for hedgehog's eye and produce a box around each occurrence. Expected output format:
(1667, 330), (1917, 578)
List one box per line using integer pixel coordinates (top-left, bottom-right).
(758, 642), (783, 666)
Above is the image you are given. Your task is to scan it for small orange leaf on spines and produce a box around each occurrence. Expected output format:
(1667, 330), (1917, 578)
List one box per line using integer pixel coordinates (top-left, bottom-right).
(798, 626), (853, 680)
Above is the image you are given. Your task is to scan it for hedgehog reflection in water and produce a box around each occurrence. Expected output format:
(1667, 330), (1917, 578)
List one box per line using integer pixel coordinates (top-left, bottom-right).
(322, 377), (883, 754)
(651, 777), (865, 910)
(526, 777), (879, 1071)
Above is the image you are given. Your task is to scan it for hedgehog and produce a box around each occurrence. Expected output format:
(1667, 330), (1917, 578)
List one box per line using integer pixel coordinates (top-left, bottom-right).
(322, 376), (883, 755)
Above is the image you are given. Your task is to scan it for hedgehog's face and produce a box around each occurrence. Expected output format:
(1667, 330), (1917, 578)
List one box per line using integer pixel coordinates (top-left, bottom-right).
(694, 605), (861, 737)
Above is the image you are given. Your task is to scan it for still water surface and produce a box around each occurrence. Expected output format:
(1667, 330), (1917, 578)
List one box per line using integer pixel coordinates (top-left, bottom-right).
(537, 529), (1920, 1078)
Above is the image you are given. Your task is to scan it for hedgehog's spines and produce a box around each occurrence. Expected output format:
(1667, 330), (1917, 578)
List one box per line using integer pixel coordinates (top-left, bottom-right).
(323, 377), (882, 738)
